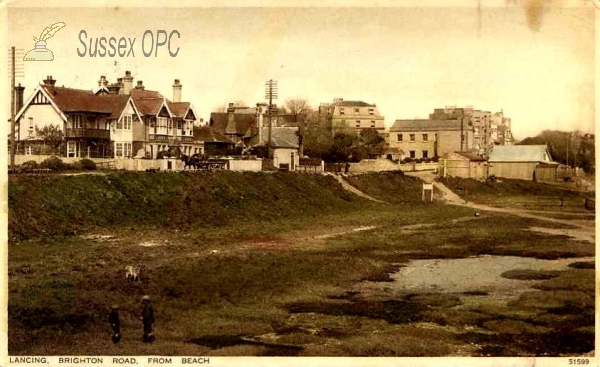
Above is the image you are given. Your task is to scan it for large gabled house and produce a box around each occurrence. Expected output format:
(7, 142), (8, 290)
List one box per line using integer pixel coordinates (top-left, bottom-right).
(13, 76), (142, 158)
(12, 72), (201, 159)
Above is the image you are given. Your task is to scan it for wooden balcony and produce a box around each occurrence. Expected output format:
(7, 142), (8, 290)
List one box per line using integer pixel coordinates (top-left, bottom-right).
(65, 128), (110, 139)
(149, 134), (170, 141)
(149, 135), (194, 143)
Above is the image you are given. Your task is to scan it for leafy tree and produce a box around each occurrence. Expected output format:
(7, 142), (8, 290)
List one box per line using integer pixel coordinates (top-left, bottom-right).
(35, 124), (63, 154)
(325, 132), (359, 163)
(301, 111), (333, 158)
(518, 130), (594, 173)
(359, 128), (385, 147)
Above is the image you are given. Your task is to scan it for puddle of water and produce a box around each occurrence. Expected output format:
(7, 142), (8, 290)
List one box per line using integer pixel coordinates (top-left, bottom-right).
(314, 226), (378, 239)
(139, 241), (164, 247)
(373, 255), (594, 300)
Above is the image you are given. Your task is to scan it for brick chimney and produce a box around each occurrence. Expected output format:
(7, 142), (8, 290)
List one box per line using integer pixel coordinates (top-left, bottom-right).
(173, 79), (182, 102)
(108, 83), (120, 95)
(117, 78), (124, 94)
(226, 103), (236, 134)
(98, 75), (108, 87)
(15, 84), (25, 112)
(135, 80), (145, 90)
(123, 71), (134, 95)
(43, 75), (56, 93)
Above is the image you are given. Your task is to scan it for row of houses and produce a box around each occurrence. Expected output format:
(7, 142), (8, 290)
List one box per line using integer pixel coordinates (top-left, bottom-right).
(11, 73), (522, 174)
(11, 73), (301, 170)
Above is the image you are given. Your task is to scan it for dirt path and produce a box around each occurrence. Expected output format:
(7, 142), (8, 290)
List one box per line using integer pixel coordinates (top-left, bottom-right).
(325, 173), (386, 203)
(430, 180), (595, 243)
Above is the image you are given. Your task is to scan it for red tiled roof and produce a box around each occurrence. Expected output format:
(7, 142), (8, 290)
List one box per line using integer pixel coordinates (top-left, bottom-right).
(167, 101), (190, 118)
(130, 88), (165, 116)
(43, 86), (130, 119)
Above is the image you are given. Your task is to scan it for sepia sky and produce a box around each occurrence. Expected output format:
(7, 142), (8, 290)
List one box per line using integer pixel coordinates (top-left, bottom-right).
(4, 1), (596, 140)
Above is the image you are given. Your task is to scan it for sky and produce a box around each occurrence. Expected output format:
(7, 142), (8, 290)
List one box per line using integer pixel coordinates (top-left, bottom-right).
(3, 1), (596, 141)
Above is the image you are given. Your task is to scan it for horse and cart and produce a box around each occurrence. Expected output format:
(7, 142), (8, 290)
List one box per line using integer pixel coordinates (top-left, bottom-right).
(180, 154), (228, 171)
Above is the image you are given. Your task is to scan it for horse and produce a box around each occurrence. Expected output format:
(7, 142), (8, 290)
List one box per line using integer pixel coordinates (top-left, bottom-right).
(181, 154), (202, 170)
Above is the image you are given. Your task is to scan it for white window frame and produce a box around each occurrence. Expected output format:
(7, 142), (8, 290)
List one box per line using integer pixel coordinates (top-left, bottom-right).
(157, 117), (168, 135)
(67, 141), (77, 157)
(120, 115), (132, 130)
(115, 142), (123, 158)
(28, 117), (34, 130)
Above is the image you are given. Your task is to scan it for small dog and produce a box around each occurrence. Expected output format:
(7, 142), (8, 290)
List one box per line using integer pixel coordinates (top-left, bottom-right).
(125, 265), (145, 282)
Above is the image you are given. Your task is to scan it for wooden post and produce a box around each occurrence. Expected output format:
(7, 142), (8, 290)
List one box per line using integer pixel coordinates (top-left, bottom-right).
(422, 182), (434, 203)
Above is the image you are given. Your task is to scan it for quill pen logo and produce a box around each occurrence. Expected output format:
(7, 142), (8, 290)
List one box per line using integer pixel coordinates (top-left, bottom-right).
(24, 22), (66, 61)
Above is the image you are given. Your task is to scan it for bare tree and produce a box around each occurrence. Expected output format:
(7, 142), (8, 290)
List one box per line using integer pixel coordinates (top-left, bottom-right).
(284, 99), (311, 124)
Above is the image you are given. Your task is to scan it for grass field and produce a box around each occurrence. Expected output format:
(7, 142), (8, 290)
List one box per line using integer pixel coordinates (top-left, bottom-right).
(7, 171), (595, 356)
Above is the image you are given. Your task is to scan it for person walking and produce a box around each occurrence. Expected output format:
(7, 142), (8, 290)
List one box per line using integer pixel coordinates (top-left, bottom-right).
(108, 305), (121, 344)
(141, 295), (155, 343)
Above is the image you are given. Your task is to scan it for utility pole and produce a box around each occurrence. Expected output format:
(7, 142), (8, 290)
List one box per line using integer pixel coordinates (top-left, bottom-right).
(8, 47), (24, 169)
(264, 79), (278, 158)
(566, 133), (569, 167)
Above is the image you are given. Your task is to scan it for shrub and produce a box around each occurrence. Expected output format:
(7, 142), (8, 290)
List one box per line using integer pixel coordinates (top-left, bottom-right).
(39, 156), (65, 171)
(21, 160), (38, 170)
(79, 159), (96, 171)
(402, 158), (413, 164)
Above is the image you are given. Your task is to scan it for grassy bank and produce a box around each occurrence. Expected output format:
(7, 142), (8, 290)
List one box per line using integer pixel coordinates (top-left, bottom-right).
(9, 171), (383, 241)
(439, 177), (592, 211)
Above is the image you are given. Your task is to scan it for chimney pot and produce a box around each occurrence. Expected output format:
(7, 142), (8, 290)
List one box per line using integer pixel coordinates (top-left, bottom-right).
(172, 79), (182, 102)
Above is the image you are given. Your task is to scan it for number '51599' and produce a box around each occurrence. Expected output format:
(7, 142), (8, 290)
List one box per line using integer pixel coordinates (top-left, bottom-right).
(569, 359), (589, 364)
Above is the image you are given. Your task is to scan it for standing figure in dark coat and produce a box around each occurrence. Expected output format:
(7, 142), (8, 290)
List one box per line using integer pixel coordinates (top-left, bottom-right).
(141, 295), (155, 343)
(108, 305), (121, 344)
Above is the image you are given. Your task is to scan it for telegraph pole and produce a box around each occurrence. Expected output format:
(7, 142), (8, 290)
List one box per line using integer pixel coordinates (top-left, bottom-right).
(8, 47), (24, 169)
(264, 79), (278, 158)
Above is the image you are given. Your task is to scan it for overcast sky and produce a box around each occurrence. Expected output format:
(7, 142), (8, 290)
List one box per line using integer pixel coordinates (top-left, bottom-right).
(4, 1), (596, 140)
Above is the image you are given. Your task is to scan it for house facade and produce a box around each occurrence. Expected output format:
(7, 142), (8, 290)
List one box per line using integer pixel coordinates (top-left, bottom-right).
(318, 98), (385, 135)
(258, 126), (300, 170)
(13, 73), (201, 159)
(389, 119), (463, 160)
